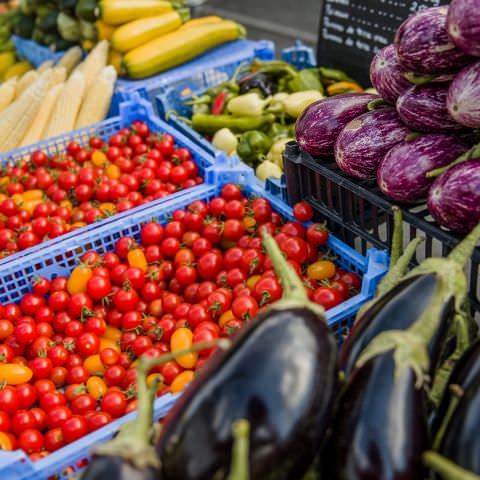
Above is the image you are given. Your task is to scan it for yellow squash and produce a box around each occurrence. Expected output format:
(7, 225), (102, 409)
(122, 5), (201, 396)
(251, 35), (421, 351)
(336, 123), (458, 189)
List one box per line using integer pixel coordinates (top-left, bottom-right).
(180, 16), (223, 30)
(100, 0), (174, 25)
(124, 20), (245, 79)
(111, 9), (190, 52)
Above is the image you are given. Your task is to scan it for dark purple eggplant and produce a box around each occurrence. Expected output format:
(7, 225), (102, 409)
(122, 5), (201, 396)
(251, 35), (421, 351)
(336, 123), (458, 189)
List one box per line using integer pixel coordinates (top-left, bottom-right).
(156, 233), (337, 480)
(427, 159), (480, 233)
(335, 107), (410, 180)
(370, 44), (412, 105)
(377, 134), (470, 203)
(323, 351), (429, 480)
(340, 273), (453, 378)
(447, 0), (480, 57)
(438, 376), (480, 475)
(396, 84), (464, 132)
(447, 60), (480, 128)
(295, 92), (379, 157)
(395, 6), (472, 74)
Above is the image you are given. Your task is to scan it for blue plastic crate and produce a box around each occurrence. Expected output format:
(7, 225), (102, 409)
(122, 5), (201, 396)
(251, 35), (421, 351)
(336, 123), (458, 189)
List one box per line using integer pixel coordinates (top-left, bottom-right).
(0, 164), (388, 479)
(0, 94), (225, 267)
(154, 41), (316, 202)
(11, 35), (66, 68)
(110, 39), (275, 116)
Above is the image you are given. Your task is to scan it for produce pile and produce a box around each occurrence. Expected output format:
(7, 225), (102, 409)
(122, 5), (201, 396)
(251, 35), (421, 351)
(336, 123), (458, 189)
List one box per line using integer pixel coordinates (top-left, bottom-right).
(0, 121), (202, 258)
(297, 0), (480, 234)
(0, 41), (116, 153)
(0, 186), (361, 459)
(79, 216), (480, 480)
(181, 61), (365, 182)
(6, 0), (245, 79)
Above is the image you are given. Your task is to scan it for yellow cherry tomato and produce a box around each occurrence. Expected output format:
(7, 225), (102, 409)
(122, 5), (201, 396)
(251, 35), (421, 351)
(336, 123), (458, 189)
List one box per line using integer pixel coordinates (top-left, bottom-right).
(170, 328), (197, 369)
(12, 189), (43, 204)
(100, 202), (116, 215)
(246, 275), (261, 290)
(243, 216), (257, 233)
(170, 371), (195, 394)
(0, 194), (6, 202)
(104, 326), (122, 342)
(0, 432), (12, 450)
(0, 177), (9, 189)
(0, 363), (33, 385)
(60, 200), (73, 210)
(84, 354), (105, 375)
(100, 337), (121, 353)
(127, 248), (148, 272)
(307, 260), (337, 281)
(106, 164), (121, 180)
(147, 373), (165, 392)
(71, 222), (87, 230)
(219, 309), (236, 327)
(67, 265), (93, 295)
(91, 150), (108, 167)
(21, 199), (43, 215)
(86, 376), (107, 400)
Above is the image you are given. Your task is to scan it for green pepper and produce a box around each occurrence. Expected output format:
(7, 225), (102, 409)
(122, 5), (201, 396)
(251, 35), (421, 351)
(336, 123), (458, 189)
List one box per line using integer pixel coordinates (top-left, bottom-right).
(267, 122), (293, 141)
(318, 67), (354, 83)
(237, 130), (273, 165)
(288, 69), (324, 94)
(191, 113), (276, 134)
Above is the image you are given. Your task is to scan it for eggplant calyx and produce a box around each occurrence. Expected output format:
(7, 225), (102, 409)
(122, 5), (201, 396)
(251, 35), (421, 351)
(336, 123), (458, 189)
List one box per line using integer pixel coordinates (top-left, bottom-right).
(355, 329), (429, 388)
(262, 231), (325, 319)
(227, 420), (250, 480)
(404, 72), (436, 85)
(423, 451), (480, 480)
(427, 143), (480, 178)
(367, 98), (390, 111)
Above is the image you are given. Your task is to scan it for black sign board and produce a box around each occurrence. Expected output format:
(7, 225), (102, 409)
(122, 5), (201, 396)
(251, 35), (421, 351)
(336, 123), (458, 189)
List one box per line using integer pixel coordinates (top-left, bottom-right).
(317, 0), (450, 85)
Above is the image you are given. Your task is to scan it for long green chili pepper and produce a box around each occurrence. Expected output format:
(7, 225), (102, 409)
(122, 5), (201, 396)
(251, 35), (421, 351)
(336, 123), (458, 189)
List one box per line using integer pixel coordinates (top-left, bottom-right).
(356, 223), (480, 388)
(318, 66), (354, 83)
(227, 420), (250, 480)
(191, 113), (276, 134)
(423, 451), (480, 480)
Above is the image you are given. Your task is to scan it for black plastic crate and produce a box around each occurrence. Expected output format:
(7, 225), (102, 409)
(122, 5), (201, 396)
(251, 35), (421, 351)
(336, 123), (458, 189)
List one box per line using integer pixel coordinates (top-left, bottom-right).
(283, 141), (480, 314)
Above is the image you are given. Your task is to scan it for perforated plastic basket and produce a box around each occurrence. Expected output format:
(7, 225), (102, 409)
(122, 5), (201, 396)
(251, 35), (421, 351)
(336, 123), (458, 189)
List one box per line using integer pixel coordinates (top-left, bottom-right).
(110, 39), (275, 116)
(0, 164), (388, 479)
(0, 94), (222, 266)
(11, 35), (66, 68)
(154, 41), (316, 201)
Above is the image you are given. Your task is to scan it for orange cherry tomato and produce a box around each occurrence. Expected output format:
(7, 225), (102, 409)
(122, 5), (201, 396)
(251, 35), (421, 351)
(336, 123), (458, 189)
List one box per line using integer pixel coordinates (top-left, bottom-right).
(0, 364), (33, 385)
(67, 265), (93, 295)
(243, 216), (257, 233)
(127, 248), (148, 272)
(91, 151), (108, 167)
(106, 164), (121, 180)
(0, 432), (13, 450)
(170, 371), (195, 393)
(86, 376), (107, 400)
(84, 355), (105, 375)
(307, 260), (336, 281)
(103, 326), (122, 342)
(170, 328), (197, 369)
(100, 337), (121, 353)
(219, 309), (236, 327)
(246, 275), (261, 290)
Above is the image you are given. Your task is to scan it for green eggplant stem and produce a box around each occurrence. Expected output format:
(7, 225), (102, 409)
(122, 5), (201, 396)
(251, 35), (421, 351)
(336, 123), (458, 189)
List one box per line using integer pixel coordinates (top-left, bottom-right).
(390, 207), (403, 268)
(448, 223), (480, 267)
(404, 72), (436, 85)
(367, 98), (390, 111)
(432, 395), (461, 451)
(227, 420), (251, 480)
(261, 231), (325, 318)
(427, 143), (480, 178)
(423, 451), (480, 480)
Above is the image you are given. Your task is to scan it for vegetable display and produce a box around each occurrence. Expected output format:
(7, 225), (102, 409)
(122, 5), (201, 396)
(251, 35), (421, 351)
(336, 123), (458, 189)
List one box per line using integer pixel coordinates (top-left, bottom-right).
(0, 185), (361, 462)
(0, 121), (203, 259)
(295, 2), (480, 234)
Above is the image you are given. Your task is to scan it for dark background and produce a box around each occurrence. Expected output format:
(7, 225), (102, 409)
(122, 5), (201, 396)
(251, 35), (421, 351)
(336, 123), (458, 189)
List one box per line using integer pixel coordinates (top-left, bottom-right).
(194, 0), (320, 51)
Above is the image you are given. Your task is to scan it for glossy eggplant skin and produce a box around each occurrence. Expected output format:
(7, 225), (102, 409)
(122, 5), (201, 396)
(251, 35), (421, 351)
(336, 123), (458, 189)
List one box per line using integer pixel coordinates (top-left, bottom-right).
(340, 273), (452, 378)
(439, 376), (480, 474)
(432, 339), (480, 435)
(156, 307), (337, 480)
(322, 351), (429, 480)
(80, 456), (160, 480)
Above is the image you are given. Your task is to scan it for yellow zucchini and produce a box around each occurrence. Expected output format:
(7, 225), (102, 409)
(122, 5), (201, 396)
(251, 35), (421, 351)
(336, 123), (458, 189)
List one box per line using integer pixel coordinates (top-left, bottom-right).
(180, 16), (223, 30)
(111, 9), (189, 52)
(124, 20), (245, 79)
(100, 0), (174, 25)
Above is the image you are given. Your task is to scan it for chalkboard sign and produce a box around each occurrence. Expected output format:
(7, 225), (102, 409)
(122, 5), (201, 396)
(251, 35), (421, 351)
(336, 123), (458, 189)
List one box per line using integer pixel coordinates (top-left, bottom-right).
(317, 0), (450, 85)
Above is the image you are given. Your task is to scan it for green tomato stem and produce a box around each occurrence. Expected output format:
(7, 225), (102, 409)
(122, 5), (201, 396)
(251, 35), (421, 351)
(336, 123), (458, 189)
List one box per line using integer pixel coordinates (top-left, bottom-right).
(227, 420), (251, 480)
(423, 451), (480, 480)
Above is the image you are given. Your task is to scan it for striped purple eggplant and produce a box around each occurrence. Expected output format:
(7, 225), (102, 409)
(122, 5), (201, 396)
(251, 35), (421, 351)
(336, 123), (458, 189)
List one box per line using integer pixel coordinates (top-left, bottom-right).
(377, 134), (470, 203)
(370, 45), (412, 105)
(428, 159), (480, 233)
(335, 108), (410, 180)
(396, 83), (464, 132)
(295, 93), (379, 157)
(447, 60), (480, 128)
(447, 0), (480, 57)
(395, 6), (472, 74)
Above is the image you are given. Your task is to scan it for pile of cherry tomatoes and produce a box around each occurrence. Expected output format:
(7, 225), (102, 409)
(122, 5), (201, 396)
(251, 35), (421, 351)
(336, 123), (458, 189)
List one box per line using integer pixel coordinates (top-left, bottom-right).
(0, 121), (202, 259)
(0, 185), (361, 460)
